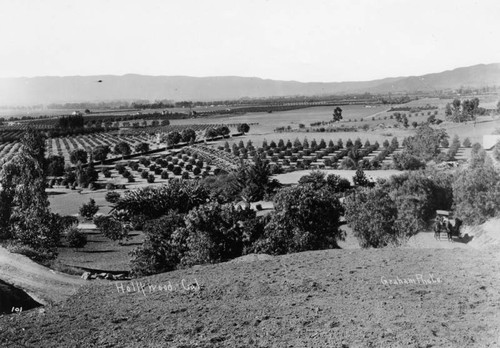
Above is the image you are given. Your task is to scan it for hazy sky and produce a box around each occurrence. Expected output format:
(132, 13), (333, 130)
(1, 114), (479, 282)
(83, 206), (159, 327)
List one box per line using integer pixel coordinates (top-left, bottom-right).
(0, 0), (499, 82)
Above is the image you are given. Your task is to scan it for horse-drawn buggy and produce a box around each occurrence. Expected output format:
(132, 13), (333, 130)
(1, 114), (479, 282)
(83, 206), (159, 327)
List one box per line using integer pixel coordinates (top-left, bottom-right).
(434, 210), (462, 242)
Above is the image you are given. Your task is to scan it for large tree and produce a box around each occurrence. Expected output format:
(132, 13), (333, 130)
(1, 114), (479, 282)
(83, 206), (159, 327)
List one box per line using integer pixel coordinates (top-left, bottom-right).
(70, 148), (88, 165)
(452, 149), (500, 224)
(345, 186), (399, 248)
(165, 131), (181, 146)
(0, 130), (63, 253)
(237, 123), (250, 134)
(254, 184), (344, 255)
(46, 155), (65, 176)
(233, 155), (281, 202)
(92, 145), (110, 165)
(134, 142), (150, 154)
(400, 124), (447, 162)
(114, 142), (131, 159)
(181, 128), (196, 143)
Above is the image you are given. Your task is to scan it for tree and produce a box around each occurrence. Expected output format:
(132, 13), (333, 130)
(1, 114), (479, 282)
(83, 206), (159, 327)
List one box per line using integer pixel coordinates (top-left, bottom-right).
(494, 141), (500, 161)
(237, 123), (250, 134)
(46, 155), (65, 176)
(129, 211), (186, 276)
(233, 155), (281, 202)
(444, 103), (452, 118)
(352, 168), (374, 187)
(134, 142), (149, 154)
(114, 142), (131, 159)
(345, 186), (399, 248)
(70, 149), (88, 165)
(392, 152), (425, 170)
(453, 150), (500, 224)
(92, 145), (110, 166)
(205, 128), (218, 139)
(497, 100), (500, 113)
(402, 124), (447, 162)
(298, 170), (326, 190)
(333, 107), (343, 122)
(174, 203), (257, 267)
(463, 137), (472, 148)
(112, 180), (209, 220)
(216, 126), (230, 138)
(461, 98), (480, 121)
(80, 198), (99, 220)
(1, 130), (63, 254)
(253, 185), (344, 255)
(181, 128), (196, 143)
(165, 131), (181, 146)
(326, 174), (351, 193)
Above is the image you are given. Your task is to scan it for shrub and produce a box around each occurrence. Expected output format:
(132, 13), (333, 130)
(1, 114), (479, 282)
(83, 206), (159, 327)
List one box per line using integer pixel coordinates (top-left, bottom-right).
(167, 163), (174, 171)
(94, 216), (130, 243)
(147, 174), (155, 183)
(106, 182), (115, 190)
(463, 137), (471, 148)
(392, 151), (426, 170)
(255, 204), (263, 211)
(173, 166), (182, 175)
(154, 167), (162, 175)
(66, 227), (87, 249)
(105, 191), (121, 203)
(128, 175), (135, 183)
(193, 167), (201, 176)
(182, 171), (190, 180)
(141, 170), (149, 179)
(161, 170), (169, 179)
(130, 214), (147, 230)
(115, 164), (125, 174)
(79, 199), (99, 220)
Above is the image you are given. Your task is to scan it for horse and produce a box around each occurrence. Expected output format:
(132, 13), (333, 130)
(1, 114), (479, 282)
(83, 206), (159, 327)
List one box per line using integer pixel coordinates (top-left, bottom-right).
(434, 220), (443, 240)
(446, 218), (463, 242)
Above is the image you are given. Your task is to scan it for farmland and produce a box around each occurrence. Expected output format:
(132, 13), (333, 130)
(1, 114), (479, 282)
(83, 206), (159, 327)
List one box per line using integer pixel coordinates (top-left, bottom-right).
(2, 94), (500, 348)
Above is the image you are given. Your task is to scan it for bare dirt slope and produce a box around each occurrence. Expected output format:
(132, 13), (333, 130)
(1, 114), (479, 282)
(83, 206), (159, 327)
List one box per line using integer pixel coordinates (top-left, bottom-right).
(0, 247), (84, 307)
(1, 243), (499, 348)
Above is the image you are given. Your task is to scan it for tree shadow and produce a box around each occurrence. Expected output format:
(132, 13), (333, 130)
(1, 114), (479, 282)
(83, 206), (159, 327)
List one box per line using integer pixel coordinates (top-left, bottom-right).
(47, 191), (66, 196)
(80, 249), (116, 253)
(119, 242), (142, 246)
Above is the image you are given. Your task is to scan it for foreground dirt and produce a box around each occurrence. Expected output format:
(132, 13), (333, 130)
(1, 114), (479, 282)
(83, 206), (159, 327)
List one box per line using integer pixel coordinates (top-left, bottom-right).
(0, 247), (84, 307)
(1, 245), (499, 348)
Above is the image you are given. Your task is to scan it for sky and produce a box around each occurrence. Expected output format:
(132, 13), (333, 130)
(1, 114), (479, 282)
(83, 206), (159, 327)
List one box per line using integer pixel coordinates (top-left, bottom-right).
(0, 0), (499, 82)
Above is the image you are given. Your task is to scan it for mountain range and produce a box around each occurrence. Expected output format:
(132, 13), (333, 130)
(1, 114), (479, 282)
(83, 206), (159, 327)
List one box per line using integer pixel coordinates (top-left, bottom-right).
(0, 63), (499, 106)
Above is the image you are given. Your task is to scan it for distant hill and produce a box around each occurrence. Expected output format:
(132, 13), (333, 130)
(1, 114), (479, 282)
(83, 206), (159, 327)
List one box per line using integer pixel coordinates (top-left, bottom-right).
(0, 63), (499, 105)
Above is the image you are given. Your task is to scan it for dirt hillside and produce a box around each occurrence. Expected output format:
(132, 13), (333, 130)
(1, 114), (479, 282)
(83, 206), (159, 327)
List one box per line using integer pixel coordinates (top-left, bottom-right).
(0, 246), (84, 307)
(1, 242), (499, 347)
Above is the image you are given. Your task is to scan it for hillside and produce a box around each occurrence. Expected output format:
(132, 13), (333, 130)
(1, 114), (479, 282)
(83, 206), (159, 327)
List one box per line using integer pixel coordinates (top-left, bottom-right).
(0, 63), (499, 105)
(1, 242), (499, 347)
